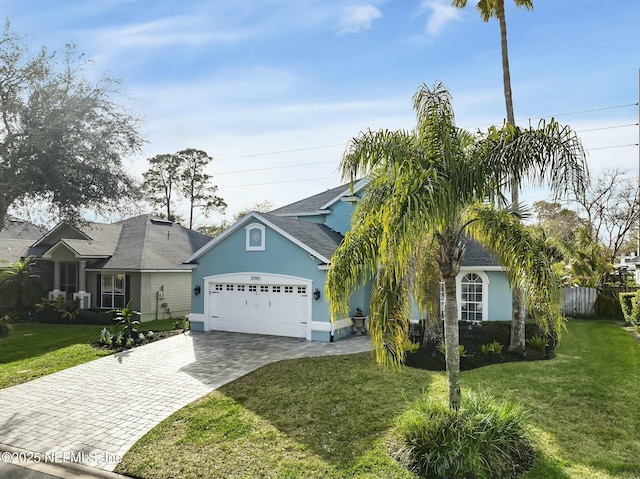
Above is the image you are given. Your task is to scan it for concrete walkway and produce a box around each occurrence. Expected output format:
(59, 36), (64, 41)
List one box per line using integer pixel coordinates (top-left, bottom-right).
(0, 331), (371, 474)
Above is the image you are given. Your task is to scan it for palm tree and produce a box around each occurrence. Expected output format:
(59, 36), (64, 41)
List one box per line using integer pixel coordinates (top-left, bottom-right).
(325, 83), (586, 409)
(0, 257), (45, 316)
(451, 0), (534, 350)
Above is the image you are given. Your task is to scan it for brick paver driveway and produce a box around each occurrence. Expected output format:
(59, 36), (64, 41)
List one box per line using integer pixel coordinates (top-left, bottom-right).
(0, 331), (371, 472)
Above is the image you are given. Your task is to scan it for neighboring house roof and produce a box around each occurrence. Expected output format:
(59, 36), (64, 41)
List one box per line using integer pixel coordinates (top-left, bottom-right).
(17, 215), (211, 271)
(96, 216), (211, 270)
(270, 179), (367, 216)
(0, 218), (48, 265)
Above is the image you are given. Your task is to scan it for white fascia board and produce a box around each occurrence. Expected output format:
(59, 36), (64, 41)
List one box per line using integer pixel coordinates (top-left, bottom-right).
(319, 178), (368, 210)
(185, 211), (262, 263)
(460, 266), (507, 272)
(32, 221), (91, 248)
(185, 211), (332, 265)
(41, 240), (81, 259)
(273, 210), (332, 217)
(85, 269), (192, 273)
(254, 213), (332, 264)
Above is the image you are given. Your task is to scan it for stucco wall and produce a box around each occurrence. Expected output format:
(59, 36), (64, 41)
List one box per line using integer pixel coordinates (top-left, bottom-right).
(324, 200), (356, 236)
(486, 271), (512, 321)
(191, 219), (330, 323)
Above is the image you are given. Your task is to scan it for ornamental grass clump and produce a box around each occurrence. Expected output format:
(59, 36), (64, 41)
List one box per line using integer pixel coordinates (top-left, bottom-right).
(390, 390), (536, 479)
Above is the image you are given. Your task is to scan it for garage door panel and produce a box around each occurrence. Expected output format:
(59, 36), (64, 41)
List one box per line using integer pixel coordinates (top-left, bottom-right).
(208, 280), (309, 338)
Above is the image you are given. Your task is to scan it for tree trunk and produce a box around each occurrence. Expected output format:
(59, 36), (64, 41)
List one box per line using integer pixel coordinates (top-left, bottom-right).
(0, 202), (8, 233)
(498, 0), (527, 351)
(438, 230), (463, 410)
(510, 291), (526, 351)
(498, 0), (515, 126)
(443, 274), (461, 410)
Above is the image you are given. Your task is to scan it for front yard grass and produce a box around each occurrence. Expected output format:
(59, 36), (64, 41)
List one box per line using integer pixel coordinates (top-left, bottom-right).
(0, 318), (180, 389)
(117, 319), (640, 479)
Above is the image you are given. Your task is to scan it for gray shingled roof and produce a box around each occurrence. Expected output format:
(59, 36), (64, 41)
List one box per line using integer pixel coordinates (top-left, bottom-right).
(0, 219), (47, 265)
(7, 215), (210, 271)
(93, 216), (212, 270)
(261, 213), (344, 261)
(270, 183), (352, 215)
(461, 238), (500, 267)
(0, 218), (47, 240)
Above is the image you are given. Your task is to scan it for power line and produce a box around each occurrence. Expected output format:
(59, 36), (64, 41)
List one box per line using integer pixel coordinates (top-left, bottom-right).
(216, 159), (337, 176)
(211, 101), (639, 188)
(577, 122), (638, 133)
(526, 102), (638, 121)
(216, 143), (345, 161)
(223, 176), (338, 189)
(587, 143), (638, 152)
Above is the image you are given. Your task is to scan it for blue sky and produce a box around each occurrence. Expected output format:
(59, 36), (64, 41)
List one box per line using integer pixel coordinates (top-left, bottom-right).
(3, 0), (639, 226)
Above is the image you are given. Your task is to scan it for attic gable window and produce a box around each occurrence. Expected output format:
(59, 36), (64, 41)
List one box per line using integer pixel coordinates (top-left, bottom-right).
(245, 223), (266, 251)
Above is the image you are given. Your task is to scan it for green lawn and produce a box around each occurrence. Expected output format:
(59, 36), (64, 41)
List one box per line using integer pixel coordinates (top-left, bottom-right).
(0, 318), (179, 389)
(117, 320), (640, 479)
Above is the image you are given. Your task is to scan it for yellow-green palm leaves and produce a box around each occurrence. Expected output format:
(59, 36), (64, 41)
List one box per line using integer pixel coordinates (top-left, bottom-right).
(325, 82), (587, 409)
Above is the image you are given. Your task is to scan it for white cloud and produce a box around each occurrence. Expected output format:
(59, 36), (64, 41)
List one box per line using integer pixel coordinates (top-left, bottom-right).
(420, 0), (462, 36)
(338, 5), (383, 34)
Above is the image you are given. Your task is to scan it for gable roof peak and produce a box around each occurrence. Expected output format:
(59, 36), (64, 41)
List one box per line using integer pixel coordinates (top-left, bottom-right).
(270, 178), (367, 216)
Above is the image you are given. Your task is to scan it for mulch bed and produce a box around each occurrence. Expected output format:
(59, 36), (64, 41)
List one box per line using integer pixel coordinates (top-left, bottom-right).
(92, 328), (185, 352)
(405, 321), (553, 371)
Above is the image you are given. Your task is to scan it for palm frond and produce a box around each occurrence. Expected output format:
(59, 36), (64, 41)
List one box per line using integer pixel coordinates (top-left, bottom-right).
(476, 119), (588, 200)
(340, 129), (415, 183)
(368, 267), (413, 368)
(463, 202), (564, 336)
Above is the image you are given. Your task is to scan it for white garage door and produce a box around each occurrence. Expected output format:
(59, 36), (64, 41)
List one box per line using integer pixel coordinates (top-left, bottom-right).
(208, 281), (309, 338)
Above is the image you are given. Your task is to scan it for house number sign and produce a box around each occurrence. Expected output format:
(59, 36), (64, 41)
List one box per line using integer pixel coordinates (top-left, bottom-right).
(250, 275), (261, 281)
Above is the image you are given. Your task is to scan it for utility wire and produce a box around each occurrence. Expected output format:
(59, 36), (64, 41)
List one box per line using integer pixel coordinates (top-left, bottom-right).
(216, 159), (337, 175)
(213, 101), (639, 188)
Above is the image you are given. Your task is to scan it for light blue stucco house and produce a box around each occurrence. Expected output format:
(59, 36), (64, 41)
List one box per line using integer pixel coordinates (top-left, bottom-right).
(186, 180), (513, 341)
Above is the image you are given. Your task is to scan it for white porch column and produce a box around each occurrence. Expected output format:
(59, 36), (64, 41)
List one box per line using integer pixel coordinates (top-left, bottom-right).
(53, 261), (61, 291)
(78, 260), (86, 292)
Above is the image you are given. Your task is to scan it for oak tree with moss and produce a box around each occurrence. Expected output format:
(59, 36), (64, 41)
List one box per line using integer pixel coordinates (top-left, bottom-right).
(0, 21), (143, 230)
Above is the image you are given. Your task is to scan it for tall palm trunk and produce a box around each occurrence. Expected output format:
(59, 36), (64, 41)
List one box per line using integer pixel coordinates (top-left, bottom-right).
(442, 274), (461, 409)
(497, 0), (526, 351)
(438, 231), (463, 410)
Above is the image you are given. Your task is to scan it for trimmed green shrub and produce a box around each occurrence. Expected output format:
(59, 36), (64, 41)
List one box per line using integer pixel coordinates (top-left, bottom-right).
(76, 309), (112, 325)
(390, 391), (536, 479)
(619, 291), (640, 329)
(595, 292), (623, 320)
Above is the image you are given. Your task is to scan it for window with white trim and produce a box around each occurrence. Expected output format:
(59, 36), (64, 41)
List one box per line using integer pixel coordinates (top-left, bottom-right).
(101, 274), (126, 309)
(461, 273), (483, 322)
(245, 223), (266, 251)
